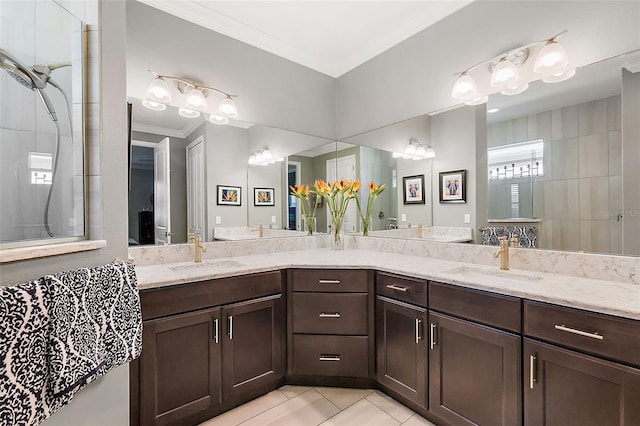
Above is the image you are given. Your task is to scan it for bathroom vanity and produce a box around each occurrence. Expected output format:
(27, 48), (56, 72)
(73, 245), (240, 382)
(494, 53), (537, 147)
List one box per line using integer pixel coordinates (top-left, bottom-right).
(130, 245), (640, 426)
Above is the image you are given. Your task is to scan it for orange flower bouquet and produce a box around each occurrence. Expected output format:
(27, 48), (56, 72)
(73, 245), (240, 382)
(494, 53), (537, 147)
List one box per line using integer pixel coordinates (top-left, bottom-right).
(313, 179), (359, 249)
(354, 181), (387, 236)
(289, 184), (320, 235)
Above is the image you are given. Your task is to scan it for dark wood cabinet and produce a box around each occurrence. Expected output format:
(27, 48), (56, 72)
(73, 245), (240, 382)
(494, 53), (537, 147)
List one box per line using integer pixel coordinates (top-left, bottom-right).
(524, 338), (640, 425)
(133, 272), (285, 426)
(222, 294), (284, 402)
(288, 269), (374, 384)
(376, 296), (428, 408)
(429, 311), (521, 426)
(139, 308), (222, 426)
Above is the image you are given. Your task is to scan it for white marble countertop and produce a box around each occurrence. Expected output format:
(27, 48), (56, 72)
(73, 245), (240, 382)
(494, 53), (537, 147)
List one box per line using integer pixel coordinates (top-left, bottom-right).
(135, 248), (640, 321)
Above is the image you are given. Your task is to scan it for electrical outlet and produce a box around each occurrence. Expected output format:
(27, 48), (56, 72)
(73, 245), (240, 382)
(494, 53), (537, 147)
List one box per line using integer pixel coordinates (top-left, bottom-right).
(464, 213), (471, 224)
(401, 214), (407, 222)
(215, 216), (222, 225)
(271, 216), (276, 223)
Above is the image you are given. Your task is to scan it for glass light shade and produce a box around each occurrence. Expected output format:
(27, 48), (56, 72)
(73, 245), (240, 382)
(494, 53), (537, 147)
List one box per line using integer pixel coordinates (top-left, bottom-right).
(491, 58), (519, 88)
(209, 114), (229, 125)
(501, 82), (529, 96)
(542, 68), (576, 83)
(405, 143), (417, 155)
(219, 96), (238, 118)
(425, 147), (436, 159)
(416, 145), (426, 156)
(534, 40), (568, 75)
(142, 99), (167, 111)
(256, 152), (264, 162)
(185, 89), (208, 111)
(465, 95), (488, 105)
(248, 154), (256, 165)
(178, 108), (200, 118)
(146, 77), (172, 103)
(262, 148), (273, 160)
(451, 73), (477, 99)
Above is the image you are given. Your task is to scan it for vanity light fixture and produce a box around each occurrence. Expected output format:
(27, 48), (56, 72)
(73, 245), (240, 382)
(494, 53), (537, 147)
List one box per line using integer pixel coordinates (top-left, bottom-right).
(396, 139), (435, 160)
(143, 70), (239, 124)
(451, 30), (574, 105)
(248, 147), (275, 166)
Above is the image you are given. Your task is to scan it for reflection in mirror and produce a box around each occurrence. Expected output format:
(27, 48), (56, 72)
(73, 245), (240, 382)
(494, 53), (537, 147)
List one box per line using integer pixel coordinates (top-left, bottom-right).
(485, 50), (640, 255)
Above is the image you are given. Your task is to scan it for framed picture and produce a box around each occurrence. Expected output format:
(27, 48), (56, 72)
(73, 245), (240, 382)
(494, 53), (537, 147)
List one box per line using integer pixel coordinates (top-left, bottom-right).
(439, 169), (466, 203)
(217, 185), (241, 206)
(403, 174), (425, 204)
(254, 187), (275, 206)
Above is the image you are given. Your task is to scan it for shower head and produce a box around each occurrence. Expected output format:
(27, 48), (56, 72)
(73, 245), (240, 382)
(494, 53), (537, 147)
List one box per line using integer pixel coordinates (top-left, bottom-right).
(0, 49), (58, 121)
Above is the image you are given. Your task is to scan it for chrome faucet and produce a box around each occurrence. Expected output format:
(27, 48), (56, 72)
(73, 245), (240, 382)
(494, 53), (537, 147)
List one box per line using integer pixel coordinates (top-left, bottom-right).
(493, 236), (510, 270)
(188, 233), (207, 263)
(252, 224), (264, 238)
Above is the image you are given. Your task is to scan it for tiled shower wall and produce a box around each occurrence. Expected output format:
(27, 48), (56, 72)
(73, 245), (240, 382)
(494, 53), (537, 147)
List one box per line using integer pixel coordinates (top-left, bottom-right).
(488, 95), (622, 254)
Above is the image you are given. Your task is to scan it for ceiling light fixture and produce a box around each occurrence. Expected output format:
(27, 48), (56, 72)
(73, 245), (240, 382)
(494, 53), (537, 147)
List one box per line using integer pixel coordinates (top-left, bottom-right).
(248, 147), (275, 166)
(451, 30), (574, 105)
(142, 70), (239, 124)
(398, 139), (435, 160)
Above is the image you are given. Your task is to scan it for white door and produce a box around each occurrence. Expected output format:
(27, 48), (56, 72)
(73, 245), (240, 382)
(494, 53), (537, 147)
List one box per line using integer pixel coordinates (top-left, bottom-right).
(154, 137), (171, 245)
(187, 136), (206, 240)
(326, 155), (357, 233)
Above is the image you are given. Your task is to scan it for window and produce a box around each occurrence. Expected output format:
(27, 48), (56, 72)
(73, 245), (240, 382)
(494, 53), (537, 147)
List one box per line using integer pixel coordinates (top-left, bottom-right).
(488, 139), (543, 180)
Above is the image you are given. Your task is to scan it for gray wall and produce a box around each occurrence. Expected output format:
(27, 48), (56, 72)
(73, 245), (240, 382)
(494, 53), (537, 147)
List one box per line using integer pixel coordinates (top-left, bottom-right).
(622, 69), (640, 255)
(248, 164), (282, 227)
(487, 95), (622, 253)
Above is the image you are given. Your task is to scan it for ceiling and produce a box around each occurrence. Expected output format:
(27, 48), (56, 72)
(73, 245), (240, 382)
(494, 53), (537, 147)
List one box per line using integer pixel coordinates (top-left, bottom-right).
(137, 0), (473, 78)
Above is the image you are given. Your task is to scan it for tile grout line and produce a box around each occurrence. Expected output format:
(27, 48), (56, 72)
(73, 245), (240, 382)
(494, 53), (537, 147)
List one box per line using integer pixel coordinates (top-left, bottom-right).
(234, 388), (316, 426)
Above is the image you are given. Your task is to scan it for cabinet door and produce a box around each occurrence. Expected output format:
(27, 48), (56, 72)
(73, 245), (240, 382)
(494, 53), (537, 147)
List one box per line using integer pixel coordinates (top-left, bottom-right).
(140, 307), (221, 426)
(376, 296), (428, 407)
(525, 339), (640, 425)
(222, 294), (284, 401)
(429, 311), (521, 426)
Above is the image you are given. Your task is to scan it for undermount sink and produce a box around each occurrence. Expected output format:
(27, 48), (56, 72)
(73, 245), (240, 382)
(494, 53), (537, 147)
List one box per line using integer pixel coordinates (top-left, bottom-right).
(168, 260), (246, 271)
(443, 265), (543, 283)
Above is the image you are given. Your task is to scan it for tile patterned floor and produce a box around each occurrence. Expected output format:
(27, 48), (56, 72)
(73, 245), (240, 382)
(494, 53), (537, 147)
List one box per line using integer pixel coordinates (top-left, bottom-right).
(200, 386), (437, 426)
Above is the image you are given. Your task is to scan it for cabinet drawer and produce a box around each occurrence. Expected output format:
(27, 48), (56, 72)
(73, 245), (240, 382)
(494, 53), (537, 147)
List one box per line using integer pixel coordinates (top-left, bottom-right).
(292, 335), (369, 377)
(291, 269), (369, 293)
(292, 293), (368, 335)
(525, 301), (640, 366)
(429, 281), (521, 333)
(376, 272), (427, 308)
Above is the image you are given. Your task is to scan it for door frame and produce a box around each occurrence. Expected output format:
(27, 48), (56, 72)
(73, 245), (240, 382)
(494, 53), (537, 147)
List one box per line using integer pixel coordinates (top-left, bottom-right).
(186, 135), (206, 241)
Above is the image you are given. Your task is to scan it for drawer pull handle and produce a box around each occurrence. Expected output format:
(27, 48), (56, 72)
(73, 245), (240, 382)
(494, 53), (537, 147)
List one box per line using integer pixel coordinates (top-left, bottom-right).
(318, 279), (341, 284)
(386, 284), (408, 292)
(429, 323), (437, 350)
(554, 324), (604, 340)
(213, 318), (219, 343)
(415, 318), (422, 343)
(319, 312), (341, 318)
(319, 354), (341, 361)
(529, 355), (537, 389)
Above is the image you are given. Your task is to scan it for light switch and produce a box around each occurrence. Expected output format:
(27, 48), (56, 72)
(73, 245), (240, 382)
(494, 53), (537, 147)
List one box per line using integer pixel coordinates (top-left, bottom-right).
(215, 216), (222, 225)
(401, 214), (407, 222)
(464, 213), (471, 224)
(271, 216), (277, 223)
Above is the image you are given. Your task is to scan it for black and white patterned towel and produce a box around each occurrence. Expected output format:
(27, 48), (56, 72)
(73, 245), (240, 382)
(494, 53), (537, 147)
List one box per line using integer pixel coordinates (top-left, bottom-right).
(44, 260), (143, 398)
(0, 279), (68, 425)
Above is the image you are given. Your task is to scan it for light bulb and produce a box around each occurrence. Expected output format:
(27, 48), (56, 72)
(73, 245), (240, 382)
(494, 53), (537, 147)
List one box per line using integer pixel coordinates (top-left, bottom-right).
(142, 99), (167, 111)
(219, 96), (238, 118)
(534, 40), (569, 75)
(262, 148), (272, 160)
(209, 114), (229, 125)
(425, 147), (435, 159)
(178, 108), (200, 118)
(405, 143), (417, 155)
(451, 73), (477, 99)
(416, 145), (426, 157)
(256, 152), (264, 162)
(542, 68), (576, 83)
(491, 58), (519, 88)
(501, 82), (529, 96)
(146, 77), (172, 103)
(465, 96), (488, 106)
(185, 88), (207, 111)
(248, 155), (256, 165)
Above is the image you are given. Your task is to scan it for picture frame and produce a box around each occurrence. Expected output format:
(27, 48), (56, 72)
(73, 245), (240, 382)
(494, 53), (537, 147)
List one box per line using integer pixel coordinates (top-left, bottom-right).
(217, 185), (242, 206)
(439, 169), (466, 203)
(403, 174), (425, 205)
(254, 187), (275, 206)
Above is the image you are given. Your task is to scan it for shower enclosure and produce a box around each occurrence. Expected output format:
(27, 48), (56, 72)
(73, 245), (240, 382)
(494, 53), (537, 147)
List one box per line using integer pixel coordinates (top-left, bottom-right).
(0, 0), (85, 246)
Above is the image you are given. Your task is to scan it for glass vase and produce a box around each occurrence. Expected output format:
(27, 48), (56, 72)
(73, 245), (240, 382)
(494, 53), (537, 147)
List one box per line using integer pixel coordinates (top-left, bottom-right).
(304, 215), (316, 236)
(331, 215), (345, 250)
(361, 215), (372, 236)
